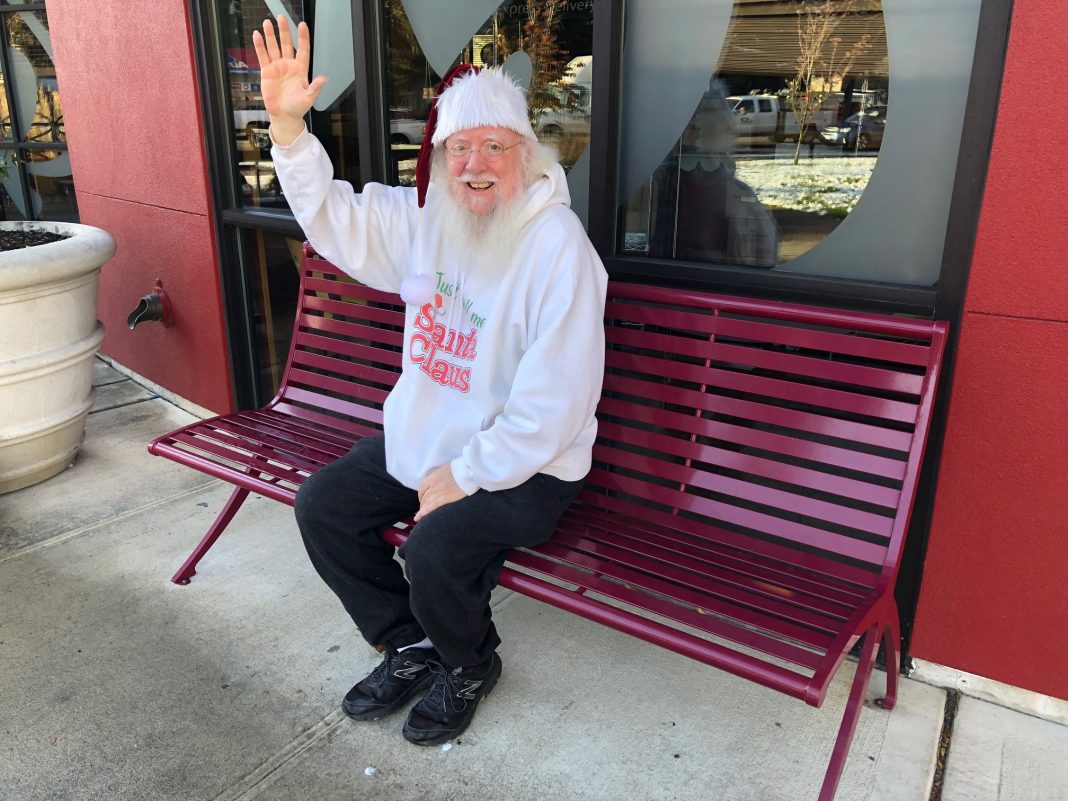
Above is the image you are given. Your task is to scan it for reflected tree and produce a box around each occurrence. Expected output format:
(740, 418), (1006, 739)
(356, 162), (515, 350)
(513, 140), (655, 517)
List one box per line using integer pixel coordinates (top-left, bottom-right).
(787, 0), (871, 164)
(523, 0), (570, 125)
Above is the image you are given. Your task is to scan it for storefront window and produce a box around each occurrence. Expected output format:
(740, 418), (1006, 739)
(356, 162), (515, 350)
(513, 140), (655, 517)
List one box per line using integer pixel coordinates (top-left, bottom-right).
(241, 228), (306, 398)
(618, 0), (981, 286)
(215, 1), (365, 402)
(0, 6), (74, 222)
(222, 0), (362, 211)
(385, 0), (594, 222)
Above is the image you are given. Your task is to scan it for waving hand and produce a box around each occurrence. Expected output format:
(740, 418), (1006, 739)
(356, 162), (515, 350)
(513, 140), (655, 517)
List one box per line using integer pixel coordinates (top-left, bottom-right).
(251, 17), (327, 146)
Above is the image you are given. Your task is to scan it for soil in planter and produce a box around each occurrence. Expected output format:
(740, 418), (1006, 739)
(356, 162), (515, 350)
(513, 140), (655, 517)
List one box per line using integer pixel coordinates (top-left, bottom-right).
(0, 229), (71, 251)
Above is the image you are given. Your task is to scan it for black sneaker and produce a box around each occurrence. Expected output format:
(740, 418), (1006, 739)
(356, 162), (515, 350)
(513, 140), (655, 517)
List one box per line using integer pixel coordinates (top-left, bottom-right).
(402, 653), (502, 746)
(342, 646), (437, 721)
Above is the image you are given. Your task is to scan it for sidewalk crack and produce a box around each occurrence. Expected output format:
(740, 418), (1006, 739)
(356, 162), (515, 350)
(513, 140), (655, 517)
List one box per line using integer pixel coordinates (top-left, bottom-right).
(210, 710), (348, 801)
(0, 481), (218, 564)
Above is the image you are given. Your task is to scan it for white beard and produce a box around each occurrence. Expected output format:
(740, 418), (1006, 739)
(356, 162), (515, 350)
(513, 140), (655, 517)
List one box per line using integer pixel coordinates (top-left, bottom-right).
(434, 173), (526, 272)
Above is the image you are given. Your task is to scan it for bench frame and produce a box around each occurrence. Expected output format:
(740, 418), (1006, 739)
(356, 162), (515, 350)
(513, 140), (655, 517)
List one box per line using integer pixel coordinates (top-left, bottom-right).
(150, 246), (947, 800)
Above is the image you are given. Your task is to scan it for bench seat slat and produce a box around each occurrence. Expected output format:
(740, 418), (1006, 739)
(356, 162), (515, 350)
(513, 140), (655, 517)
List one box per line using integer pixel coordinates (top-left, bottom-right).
(559, 507), (871, 607)
(219, 415), (353, 460)
(547, 530), (850, 638)
(598, 396), (908, 480)
(554, 516), (865, 615)
(165, 430), (308, 487)
(605, 326), (924, 395)
(594, 442), (894, 538)
(500, 547), (828, 669)
(596, 421), (902, 509)
(267, 400), (378, 439)
(606, 350), (920, 425)
(601, 373), (914, 453)
(242, 409), (359, 451)
(204, 419), (348, 466)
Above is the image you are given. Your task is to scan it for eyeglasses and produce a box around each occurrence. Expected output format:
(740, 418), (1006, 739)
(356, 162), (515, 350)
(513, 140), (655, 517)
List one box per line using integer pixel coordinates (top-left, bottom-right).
(445, 140), (524, 161)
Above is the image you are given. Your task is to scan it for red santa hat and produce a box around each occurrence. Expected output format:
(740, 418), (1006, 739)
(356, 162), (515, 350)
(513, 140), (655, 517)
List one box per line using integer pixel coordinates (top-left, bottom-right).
(402, 65), (536, 306)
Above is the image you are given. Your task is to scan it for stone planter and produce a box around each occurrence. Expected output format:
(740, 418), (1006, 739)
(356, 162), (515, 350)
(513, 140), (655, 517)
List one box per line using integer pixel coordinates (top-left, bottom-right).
(0, 221), (116, 494)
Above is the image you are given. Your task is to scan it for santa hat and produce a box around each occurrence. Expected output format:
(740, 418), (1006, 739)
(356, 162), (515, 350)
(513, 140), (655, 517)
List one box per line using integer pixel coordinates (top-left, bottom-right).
(401, 65), (536, 306)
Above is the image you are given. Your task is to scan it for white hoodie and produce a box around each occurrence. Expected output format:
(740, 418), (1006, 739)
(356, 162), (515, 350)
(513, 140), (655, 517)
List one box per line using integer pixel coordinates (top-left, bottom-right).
(271, 130), (608, 493)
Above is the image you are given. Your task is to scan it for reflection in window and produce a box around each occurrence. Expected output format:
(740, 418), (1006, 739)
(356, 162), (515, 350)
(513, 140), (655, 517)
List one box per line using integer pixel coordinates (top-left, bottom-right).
(0, 6), (75, 221)
(621, 0), (889, 268)
(6, 11), (63, 143)
(384, 0), (594, 199)
(241, 228), (305, 399)
(0, 70), (10, 142)
(221, 0), (362, 210)
(26, 148), (76, 222)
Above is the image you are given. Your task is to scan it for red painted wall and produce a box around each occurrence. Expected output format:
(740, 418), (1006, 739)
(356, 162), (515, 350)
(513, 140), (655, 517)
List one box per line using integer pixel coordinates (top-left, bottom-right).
(48, 1), (234, 413)
(911, 0), (1068, 699)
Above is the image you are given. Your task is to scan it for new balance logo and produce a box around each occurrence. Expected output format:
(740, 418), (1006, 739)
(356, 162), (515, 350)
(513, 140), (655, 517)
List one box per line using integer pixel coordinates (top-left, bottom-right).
(393, 661), (428, 681)
(457, 679), (483, 700)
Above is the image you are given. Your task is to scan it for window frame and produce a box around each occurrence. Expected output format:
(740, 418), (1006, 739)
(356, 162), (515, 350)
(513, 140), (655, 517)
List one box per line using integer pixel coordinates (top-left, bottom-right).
(0, 1), (73, 222)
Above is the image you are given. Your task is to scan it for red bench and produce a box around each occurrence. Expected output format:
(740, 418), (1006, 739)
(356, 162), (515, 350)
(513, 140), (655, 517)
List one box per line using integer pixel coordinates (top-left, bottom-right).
(149, 246), (947, 800)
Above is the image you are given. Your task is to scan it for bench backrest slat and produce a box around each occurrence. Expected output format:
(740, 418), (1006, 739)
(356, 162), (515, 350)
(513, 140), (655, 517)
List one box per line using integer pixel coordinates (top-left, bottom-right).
(605, 349), (921, 425)
(298, 311), (405, 352)
(595, 421), (901, 508)
(604, 300), (934, 367)
(600, 373), (914, 452)
(605, 325), (925, 395)
(593, 442), (894, 538)
(596, 395), (907, 479)
(290, 349), (400, 391)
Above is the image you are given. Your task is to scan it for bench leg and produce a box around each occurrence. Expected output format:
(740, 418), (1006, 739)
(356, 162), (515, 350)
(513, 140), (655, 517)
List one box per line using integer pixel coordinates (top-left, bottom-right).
(818, 625), (881, 801)
(171, 486), (251, 586)
(876, 613), (901, 711)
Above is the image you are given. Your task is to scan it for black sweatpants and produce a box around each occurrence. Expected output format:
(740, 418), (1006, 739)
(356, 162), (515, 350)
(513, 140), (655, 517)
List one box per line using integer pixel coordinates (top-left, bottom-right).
(294, 435), (583, 668)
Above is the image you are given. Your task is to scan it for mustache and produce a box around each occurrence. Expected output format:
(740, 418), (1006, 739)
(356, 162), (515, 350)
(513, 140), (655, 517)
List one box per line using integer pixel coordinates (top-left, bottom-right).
(452, 173), (498, 184)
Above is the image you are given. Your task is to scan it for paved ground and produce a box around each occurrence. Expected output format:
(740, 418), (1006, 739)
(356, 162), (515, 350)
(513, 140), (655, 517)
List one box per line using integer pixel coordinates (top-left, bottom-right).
(1, 361), (1066, 801)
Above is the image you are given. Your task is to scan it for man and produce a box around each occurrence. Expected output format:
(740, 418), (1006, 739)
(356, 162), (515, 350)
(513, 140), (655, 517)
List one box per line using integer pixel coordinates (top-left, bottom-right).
(253, 18), (607, 745)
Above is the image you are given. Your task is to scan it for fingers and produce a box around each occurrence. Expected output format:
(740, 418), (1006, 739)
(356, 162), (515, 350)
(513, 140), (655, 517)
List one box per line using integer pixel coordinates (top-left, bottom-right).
(261, 18), (282, 62)
(307, 75), (328, 102)
(296, 20), (312, 70)
(278, 15), (296, 60)
(251, 30), (269, 69)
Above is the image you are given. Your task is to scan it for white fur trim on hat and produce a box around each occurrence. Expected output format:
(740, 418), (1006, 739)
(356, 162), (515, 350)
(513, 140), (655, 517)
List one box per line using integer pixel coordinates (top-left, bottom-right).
(431, 67), (536, 146)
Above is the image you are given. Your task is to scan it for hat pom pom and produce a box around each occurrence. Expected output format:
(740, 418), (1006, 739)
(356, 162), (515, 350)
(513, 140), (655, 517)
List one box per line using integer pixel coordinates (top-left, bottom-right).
(400, 272), (436, 306)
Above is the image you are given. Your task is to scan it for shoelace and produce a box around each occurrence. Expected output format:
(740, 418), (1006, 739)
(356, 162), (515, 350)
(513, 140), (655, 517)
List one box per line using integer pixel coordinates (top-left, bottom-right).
(423, 660), (468, 712)
(367, 649), (402, 687)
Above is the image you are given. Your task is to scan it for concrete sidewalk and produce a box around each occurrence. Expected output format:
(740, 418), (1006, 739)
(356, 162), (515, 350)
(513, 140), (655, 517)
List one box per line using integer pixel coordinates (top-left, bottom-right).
(2, 362), (1066, 801)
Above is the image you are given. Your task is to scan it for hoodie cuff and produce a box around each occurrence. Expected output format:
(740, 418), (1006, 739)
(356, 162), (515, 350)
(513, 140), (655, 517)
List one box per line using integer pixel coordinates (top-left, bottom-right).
(269, 123), (310, 150)
(450, 457), (480, 496)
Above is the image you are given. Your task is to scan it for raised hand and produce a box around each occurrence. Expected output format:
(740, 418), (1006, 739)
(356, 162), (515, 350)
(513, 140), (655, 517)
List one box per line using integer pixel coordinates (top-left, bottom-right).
(251, 17), (327, 146)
